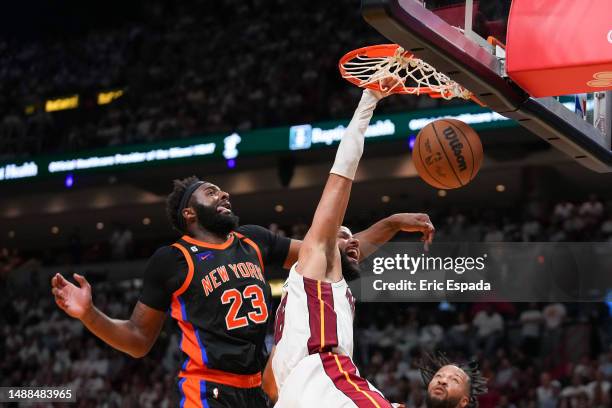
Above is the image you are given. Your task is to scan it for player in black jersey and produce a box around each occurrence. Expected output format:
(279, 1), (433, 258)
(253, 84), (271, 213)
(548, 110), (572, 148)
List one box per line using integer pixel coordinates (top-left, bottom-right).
(51, 130), (434, 407)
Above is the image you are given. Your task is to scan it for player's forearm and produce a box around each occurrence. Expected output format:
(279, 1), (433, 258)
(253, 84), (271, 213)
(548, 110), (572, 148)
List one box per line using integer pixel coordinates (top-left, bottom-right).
(354, 215), (400, 259)
(330, 89), (381, 180)
(307, 90), (381, 247)
(81, 305), (151, 358)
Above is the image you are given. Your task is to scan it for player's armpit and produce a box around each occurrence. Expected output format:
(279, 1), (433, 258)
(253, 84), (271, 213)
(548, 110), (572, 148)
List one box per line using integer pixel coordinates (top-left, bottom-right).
(283, 239), (301, 269)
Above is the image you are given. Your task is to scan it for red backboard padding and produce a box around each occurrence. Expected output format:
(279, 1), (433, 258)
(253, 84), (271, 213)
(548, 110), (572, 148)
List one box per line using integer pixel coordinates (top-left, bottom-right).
(506, 0), (612, 97)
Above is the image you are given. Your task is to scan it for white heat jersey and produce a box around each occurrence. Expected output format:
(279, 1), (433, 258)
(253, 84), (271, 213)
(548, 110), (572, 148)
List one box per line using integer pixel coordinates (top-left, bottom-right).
(274, 353), (393, 408)
(272, 263), (356, 390)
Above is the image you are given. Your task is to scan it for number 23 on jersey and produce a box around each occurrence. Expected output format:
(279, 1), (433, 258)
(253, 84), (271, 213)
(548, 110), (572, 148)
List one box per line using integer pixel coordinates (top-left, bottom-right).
(220, 285), (268, 330)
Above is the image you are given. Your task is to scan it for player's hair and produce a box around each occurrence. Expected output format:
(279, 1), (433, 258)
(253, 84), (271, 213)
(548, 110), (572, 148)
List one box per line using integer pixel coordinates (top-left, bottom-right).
(166, 175), (202, 233)
(418, 352), (488, 408)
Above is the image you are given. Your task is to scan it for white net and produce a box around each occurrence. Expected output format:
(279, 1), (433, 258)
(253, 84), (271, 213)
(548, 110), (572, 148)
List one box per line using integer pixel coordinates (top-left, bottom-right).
(341, 46), (474, 100)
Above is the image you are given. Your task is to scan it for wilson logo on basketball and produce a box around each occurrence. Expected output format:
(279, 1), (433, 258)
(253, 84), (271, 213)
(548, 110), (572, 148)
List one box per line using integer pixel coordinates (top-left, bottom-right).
(443, 126), (467, 171)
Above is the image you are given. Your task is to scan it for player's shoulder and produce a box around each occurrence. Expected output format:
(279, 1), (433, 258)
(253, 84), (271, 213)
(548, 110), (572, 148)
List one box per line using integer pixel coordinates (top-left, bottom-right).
(235, 224), (277, 243)
(235, 224), (270, 236)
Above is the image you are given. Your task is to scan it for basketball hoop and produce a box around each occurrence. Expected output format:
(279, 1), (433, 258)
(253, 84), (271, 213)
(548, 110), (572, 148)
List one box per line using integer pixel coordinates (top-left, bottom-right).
(339, 44), (480, 103)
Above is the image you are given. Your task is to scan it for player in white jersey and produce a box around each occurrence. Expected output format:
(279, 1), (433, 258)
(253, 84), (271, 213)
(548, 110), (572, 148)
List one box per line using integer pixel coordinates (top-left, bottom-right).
(271, 258), (357, 390)
(263, 81), (435, 407)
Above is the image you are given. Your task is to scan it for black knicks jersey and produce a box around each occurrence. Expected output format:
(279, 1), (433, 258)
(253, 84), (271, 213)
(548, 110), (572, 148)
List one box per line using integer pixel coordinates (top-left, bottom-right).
(139, 225), (290, 380)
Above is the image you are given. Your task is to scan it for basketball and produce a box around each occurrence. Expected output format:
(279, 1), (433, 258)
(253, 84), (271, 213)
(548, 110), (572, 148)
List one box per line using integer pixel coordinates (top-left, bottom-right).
(412, 119), (483, 189)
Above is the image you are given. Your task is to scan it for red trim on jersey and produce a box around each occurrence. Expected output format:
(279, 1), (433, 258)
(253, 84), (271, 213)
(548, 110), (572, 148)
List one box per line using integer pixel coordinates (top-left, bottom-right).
(179, 367), (262, 388)
(274, 294), (289, 344)
(303, 277), (338, 354)
(171, 243), (195, 297)
(180, 377), (206, 408)
(233, 232), (265, 274)
(320, 353), (392, 408)
(182, 234), (235, 250)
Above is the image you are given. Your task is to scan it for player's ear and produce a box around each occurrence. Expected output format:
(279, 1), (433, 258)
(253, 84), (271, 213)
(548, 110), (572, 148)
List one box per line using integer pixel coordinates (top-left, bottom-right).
(182, 207), (197, 225)
(459, 395), (469, 408)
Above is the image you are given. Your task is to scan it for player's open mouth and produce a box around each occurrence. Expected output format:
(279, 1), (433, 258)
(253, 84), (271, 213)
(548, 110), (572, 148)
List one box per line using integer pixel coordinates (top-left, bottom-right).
(346, 248), (359, 262)
(217, 204), (232, 214)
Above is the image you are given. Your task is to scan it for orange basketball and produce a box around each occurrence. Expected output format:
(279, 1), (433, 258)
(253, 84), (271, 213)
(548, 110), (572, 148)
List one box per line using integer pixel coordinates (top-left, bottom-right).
(412, 119), (483, 189)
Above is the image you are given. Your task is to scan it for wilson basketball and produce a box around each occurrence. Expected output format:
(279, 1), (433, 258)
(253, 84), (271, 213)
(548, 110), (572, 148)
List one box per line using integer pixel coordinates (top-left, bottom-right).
(412, 119), (483, 189)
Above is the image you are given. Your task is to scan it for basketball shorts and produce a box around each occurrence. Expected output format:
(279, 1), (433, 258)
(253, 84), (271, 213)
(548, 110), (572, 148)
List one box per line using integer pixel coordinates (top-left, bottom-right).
(177, 378), (268, 408)
(275, 353), (393, 408)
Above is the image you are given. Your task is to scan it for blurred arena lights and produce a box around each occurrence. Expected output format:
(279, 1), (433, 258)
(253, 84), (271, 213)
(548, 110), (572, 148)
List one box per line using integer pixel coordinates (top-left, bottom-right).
(64, 174), (74, 188)
(51, 226), (60, 234)
(96, 222), (104, 230)
(226, 159), (236, 169)
(274, 204), (284, 213)
(142, 217), (151, 225)
(496, 184), (506, 192)
(8, 230), (15, 238)
(438, 190), (447, 197)
(408, 135), (416, 151)
(381, 195), (391, 203)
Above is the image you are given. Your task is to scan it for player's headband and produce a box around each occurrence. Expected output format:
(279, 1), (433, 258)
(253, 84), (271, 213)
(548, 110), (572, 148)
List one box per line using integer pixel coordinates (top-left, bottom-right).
(177, 181), (205, 231)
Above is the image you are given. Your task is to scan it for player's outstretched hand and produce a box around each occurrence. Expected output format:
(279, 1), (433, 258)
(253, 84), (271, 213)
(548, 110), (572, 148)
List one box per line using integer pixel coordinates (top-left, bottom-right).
(51, 273), (93, 320)
(366, 75), (403, 100)
(392, 212), (435, 249)
(392, 404), (406, 408)
(378, 75), (402, 94)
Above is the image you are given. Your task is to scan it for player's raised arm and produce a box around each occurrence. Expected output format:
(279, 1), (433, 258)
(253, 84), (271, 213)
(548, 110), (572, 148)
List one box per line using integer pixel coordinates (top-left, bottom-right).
(297, 88), (386, 280)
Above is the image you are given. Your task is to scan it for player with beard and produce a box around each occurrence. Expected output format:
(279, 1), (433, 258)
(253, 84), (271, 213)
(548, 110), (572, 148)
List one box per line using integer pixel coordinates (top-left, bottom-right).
(50, 105), (433, 407)
(267, 85), (434, 407)
(420, 353), (488, 408)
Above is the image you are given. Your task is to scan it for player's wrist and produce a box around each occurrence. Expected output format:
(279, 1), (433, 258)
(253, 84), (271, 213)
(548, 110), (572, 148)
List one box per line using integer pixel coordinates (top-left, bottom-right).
(386, 213), (405, 232)
(79, 302), (96, 324)
(363, 88), (384, 101)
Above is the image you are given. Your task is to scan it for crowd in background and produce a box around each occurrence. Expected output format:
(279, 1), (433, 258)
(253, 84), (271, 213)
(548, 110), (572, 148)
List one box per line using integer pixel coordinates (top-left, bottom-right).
(0, 0), (452, 160)
(1, 280), (610, 407)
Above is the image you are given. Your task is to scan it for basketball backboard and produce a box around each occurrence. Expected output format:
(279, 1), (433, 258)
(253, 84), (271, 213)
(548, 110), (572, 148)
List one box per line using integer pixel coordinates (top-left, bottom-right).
(361, 0), (612, 172)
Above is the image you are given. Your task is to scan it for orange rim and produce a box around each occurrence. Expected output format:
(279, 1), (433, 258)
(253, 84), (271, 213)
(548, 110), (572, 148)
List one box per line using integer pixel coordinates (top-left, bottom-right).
(338, 44), (484, 105)
(339, 44), (440, 96)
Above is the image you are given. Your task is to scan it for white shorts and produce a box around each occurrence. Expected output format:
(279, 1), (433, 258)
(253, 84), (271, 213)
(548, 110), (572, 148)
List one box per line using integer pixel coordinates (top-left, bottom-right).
(275, 353), (393, 408)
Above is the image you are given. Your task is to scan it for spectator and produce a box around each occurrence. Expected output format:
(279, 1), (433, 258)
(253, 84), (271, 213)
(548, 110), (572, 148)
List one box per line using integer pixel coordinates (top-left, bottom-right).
(494, 358), (517, 390)
(585, 369), (610, 407)
(109, 223), (133, 260)
(553, 200), (575, 223)
(537, 372), (561, 408)
(579, 194), (604, 224)
(519, 302), (542, 357)
(560, 373), (587, 405)
(495, 395), (517, 408)
(472, 305), (504, 355)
